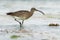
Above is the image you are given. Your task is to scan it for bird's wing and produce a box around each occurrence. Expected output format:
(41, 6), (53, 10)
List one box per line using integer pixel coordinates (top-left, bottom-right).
(12, 10), (30, 17)
(14, 10), (29, 14)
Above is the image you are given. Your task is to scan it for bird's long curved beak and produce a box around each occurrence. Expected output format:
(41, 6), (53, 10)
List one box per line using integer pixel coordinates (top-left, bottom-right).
(36, 10), (45, 15)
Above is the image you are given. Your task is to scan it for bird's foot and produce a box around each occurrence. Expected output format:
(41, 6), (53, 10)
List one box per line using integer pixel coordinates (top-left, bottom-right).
(20, 26), (24, 30)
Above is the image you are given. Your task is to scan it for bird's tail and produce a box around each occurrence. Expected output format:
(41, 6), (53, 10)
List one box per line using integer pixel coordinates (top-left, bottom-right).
(6, 12), (13, 15)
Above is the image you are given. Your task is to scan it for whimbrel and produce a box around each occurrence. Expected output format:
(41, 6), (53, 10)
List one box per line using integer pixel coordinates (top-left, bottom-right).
(7, 8), (45, 30)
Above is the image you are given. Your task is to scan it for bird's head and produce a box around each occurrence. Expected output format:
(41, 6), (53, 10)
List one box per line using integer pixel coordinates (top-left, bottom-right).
(31, 8), (45, 15)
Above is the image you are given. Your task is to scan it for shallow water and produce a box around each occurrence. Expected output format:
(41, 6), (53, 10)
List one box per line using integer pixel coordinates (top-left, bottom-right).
(0, 17), (60, 40)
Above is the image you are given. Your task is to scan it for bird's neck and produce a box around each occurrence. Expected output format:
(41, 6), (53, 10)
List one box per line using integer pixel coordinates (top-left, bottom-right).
(30, 10), (35, 14)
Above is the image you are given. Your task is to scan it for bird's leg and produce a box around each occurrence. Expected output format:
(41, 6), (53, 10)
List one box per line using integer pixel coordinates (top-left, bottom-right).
(14, 18), (22, 30)
(21, 20), (24, 29)
(21, 20), (24, 25)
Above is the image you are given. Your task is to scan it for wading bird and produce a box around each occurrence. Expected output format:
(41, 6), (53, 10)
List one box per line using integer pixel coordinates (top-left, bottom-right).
(7, 8), (45, 30)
